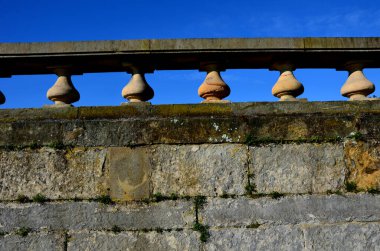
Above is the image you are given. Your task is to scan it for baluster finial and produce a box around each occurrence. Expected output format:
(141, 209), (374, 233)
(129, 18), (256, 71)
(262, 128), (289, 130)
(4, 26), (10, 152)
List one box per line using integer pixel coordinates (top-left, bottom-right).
(46, 70), (80, 107)
(198, 64), (230, 103)
(271, 63), (304, 101)
(341, 63), (375, 101)
(122, 67), (154, 103)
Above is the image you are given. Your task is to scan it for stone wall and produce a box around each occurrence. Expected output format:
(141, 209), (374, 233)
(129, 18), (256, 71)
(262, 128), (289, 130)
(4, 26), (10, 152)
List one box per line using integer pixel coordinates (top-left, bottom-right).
(0, 102), (379, 250)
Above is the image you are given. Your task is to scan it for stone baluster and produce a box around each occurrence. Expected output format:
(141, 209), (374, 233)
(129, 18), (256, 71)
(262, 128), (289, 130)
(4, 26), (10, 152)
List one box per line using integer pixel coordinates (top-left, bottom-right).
(0, 90), (5, 105)
(340, 63), (375, 101)
(46, 70), (80, 107)
(271, 63), (304, 101)
(198, 64), (230, 103)
(122, 68), (154, 103)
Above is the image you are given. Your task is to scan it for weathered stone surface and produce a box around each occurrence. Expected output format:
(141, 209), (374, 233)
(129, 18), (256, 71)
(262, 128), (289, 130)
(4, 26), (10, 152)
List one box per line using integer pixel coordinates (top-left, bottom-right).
(3, 38), (380, 78)
(0, 121), (63, 146)
(250, 144), (346, 193)
(345, 141), (380, 190)
(107, 147), (151, 201)
(68, 118), (246, 146)
(0, 147), (107, 200)
(151, 144), (247, 196)
(303, 222), (380, 250)
(205, 226), (304, 251)
(106, 144), (247, 200)
(68, 230), (200, 251)
(4, 38), (380, 55)
(201, 194), (380, 227)
(0, 201), (193, 232)
(0, 231), (65, 251)
(1, 102), (379, 147)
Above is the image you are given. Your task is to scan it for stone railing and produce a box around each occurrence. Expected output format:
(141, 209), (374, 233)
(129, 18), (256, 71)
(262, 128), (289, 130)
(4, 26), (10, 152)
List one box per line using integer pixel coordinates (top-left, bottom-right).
(0, 37), (380, 106)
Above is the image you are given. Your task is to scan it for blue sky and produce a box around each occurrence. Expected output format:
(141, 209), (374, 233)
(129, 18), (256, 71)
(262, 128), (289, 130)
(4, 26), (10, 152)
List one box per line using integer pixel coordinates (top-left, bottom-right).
(1, 0), (379, 108)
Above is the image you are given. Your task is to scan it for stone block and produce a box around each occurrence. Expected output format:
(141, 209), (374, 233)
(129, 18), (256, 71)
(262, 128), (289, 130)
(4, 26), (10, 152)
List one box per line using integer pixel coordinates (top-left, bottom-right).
(205, 226), (304, 251)
(0, 147), (107, 200)
(303, 222), (380, 250)
(345, 141), (380, 190)
(0, 201), (193, 232)
(0, 121), (63, 146)
(77, 118), (245, 146)
(0, 231), (65, 251)
(250, 143), (346, 193)
(106, 144), (247, 200)
(150, 144), (247, 196)
(68, 230), (200, 251)
(106, 147), (151, 201)
(201, 194), (380, 227)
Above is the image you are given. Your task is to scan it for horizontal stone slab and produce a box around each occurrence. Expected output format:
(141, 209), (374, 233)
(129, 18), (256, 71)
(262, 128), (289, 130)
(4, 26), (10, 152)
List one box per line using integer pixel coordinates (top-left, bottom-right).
(0, 147), (107, 200)
(1, 102), (379, 147)
(150, 144), (247, 197)
(1, 142), (376, 201)
(0, 231), (65, 251)
(2, 38), (380, 76)
(205, 225), (304, 251)
(106, 144), (247, 201)
(67, 230), (200, 251)
(205, 222), (380, 251)
(303, 222), (380, 250)
(1, 102), (379, 121)
(201, 194), (380, 227)
(0, 201), (193, 232)
(250, 143), (346, 193)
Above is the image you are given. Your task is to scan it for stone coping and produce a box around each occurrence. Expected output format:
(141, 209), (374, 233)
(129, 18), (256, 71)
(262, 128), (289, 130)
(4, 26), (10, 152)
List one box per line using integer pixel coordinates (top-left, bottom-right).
(1, 37), (380, 54)
(0, 101), (379, 122)
(1, 37), (380, 75)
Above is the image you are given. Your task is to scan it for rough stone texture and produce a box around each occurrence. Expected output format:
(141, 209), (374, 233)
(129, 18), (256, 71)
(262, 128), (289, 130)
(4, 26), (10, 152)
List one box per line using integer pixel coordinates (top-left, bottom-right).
(151, 144), (247, 197)
(0, 201), (193, 232)
(0, 102), (379, 249)
(303, 222), (380, 250)
(0, 231), (65, 251)
(250, 144), (346, 193)
(345, 141), (380, 190)
(3, 38), (380, 54)
(68, 230), (200, 251)
(0, 147), (107, 200)
(205, 226), (304, 251)
(68, 118), (247, 146)
(1, 102), (379, 147)
(107, 147), (151, 201)
(106, 144), (247, 201)
(201, 194), (380, 227)
(2, 38), (380, 77)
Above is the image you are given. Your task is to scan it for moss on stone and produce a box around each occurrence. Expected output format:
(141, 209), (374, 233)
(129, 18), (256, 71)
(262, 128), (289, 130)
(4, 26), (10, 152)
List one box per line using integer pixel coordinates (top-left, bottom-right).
(193, 222), (210, 242)
(269, 192), (284, 199)
(247, 222), (261, 228)
(32, 194), (49, 203)
(15, 227), (31, 237)
(346, 181), (358, 192)
(111, 225), (123, 233)
(92, 195), (114, 204)
(16, 195), (31, 203)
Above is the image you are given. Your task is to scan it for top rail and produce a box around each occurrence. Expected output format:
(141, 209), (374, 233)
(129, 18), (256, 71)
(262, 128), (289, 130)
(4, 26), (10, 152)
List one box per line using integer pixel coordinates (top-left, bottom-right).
(1, 37), (380, 76)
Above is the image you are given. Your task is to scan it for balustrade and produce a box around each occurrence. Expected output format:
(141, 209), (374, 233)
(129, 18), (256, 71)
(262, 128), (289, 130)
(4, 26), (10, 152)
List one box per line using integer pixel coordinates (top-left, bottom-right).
(122, 67), (154, 103)
(198, 64), (231, 103)
(46, 69), (80, 107)
(0, 38), (379, 106)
